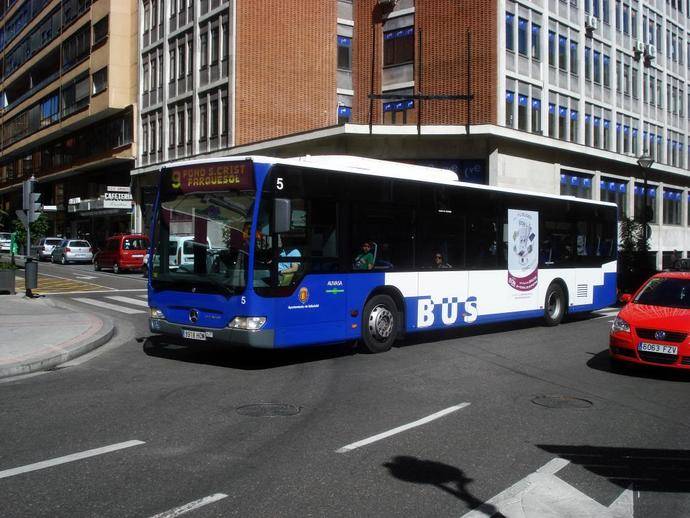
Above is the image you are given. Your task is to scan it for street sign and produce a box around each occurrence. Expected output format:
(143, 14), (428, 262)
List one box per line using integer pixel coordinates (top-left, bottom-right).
(15, 209), (27, 226)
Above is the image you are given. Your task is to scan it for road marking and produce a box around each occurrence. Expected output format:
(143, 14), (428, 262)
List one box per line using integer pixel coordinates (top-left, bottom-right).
(149, 493), (228, 518)
(75, 275), (97, 280)
(45, 288), (148, 296)
(106, 295), (150, 308)
(460, 458), (633, 518)
(0, 440), (145, 479)
(335, 403), (470, 453)
(73, 298), (146, 314)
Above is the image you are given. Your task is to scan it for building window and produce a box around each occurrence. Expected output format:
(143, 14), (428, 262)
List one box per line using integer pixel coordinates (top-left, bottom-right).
(593, 116), (601, 147)
(585, 47), (591, 80)
(558, 36), (567, 71)
(548, 31), (556, 66)
(531, 23), (540, 59)
(634, 183), (656, 223)
(178, 43), (185, 79)
(211, 27), (219, 64)
(548, 103), (556, 137)
(92, 67), (107, 95)
(603, 54), (610, 87)
(338, 105), (351, 125)
(561, 171), (593, 199)
(384, 27), (414, 66)
(570, 110), (578, 142)
(518, 18), (528, 56)
(505, 91), (514, 127)
(531, 99), (541, 133)
(601, 177), (627, 216)
(177, 111), (184, 146)
(383, 99), (414, 125)
(585, 114), (591, 146)
(200, 32), (208, 68)
(337, 36), (352, 70)
(93, 16), (108, 46)
(199, 101), (207, 140)
(593, 50), (601, 83)
(570, 41), (578, 75)
(506, 13), (515, 51)
(663, 188), (682, 225)
(168, 114), (175, 149)
(558, 106), (567, 139)
(169, 49), (175, 82)
(210, 99), (218, 137)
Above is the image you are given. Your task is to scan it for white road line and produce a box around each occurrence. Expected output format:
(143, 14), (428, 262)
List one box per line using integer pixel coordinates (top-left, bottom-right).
(535, 457), (570, 475)
(106, 295), (150, 308)
(32, 271), (115, 290)
(137, 293), (149, 298)
(335, 403), (470, 453)
(44, 288), (147, 296)
(149, 493), (228, 518)
(0, 440), (144, 479)
(73, 298), (146, 314)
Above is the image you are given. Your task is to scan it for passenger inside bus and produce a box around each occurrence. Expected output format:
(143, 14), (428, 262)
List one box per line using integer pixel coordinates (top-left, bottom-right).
(353, 241), (375, 270)
(433, 252), (452, 269)
(278, 237), (301, 285)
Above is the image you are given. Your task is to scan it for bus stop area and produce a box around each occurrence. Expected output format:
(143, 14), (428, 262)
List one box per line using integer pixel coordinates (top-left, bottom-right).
(0, 294), (113, 379)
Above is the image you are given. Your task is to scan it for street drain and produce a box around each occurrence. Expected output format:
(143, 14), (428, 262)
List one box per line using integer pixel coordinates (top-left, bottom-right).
(236, 403), (301, 417)
(531, 395), (593, 409)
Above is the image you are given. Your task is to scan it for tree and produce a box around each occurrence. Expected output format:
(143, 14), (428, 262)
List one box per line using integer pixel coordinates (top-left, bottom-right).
(11, 214), (50, 248)
(618, 217), (653, 293)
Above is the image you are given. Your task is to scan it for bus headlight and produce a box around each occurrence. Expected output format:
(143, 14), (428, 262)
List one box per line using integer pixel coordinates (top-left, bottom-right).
(228, 317), (267, 331)
(611, 316), (630, 334)
(149, 307), (165, 320)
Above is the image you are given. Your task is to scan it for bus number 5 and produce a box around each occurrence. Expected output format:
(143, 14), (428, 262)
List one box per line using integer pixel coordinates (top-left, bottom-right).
(276, 177), (284, 190)
(241, 296), (247, 305)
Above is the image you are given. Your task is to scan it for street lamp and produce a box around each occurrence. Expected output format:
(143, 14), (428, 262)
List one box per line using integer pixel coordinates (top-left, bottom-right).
(637, 154), (654, 261)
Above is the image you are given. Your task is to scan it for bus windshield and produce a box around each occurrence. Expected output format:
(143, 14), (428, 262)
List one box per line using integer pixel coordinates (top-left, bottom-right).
(152, 190), (255, 294)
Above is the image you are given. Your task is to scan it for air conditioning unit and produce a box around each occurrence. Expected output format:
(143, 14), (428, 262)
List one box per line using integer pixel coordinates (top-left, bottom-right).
(645, 44), (657, 60)
(585, 16), (598, 32)
(634, 41), (646, 56)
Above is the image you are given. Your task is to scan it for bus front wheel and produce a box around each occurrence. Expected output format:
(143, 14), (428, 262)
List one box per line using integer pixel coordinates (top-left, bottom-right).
(361, 294), (398, 353)
(543, 283), (566, 326)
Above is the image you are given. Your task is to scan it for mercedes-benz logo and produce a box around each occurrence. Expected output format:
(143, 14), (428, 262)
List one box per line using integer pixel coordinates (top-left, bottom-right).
(189, 309), (199, 324)
(655, 330), (666, 340)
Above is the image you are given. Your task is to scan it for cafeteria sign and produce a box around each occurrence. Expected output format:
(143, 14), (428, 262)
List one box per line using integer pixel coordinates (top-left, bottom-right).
(169, 160), (254, 193)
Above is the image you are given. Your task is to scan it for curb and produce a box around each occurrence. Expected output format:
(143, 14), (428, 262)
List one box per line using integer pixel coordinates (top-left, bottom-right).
(0, 300), (115, 380)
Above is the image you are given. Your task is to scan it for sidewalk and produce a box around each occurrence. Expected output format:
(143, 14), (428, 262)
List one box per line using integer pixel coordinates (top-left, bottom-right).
(0, 295), (114, 379)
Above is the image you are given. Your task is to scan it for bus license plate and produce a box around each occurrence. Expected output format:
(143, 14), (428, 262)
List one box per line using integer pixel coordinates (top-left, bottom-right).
(183, 330), (207, 341)
(638, 342), (677, 355)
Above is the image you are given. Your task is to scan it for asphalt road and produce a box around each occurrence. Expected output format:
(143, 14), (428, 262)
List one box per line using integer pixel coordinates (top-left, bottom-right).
(2, 263), (690, 517)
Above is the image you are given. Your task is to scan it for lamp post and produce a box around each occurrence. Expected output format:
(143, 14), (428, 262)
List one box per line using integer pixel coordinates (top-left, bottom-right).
(637, 154), (654, 263)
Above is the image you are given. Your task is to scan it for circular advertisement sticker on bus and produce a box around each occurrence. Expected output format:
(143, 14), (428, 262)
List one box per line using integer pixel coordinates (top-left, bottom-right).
(507, 209), (538, 292)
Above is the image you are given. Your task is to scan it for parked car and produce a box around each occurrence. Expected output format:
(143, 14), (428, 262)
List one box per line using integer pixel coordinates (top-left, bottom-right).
(51, 239), (94, 264)
(0, 232), (10, 253)
(94, 234), (149, 274)
(610, 272), (690, 370)
(35, 237), (64, 261)
(168, 235), (213, 270)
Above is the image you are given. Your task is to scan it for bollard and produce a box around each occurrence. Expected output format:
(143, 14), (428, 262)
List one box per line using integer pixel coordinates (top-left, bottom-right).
(24, 256), (38, 297)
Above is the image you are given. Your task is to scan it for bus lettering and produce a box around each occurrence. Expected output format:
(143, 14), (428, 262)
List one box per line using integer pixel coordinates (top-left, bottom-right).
(417, 296), (479, 328)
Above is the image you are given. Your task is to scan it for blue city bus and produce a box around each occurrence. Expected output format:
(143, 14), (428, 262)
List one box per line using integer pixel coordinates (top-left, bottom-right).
(147, 155), (617, 353)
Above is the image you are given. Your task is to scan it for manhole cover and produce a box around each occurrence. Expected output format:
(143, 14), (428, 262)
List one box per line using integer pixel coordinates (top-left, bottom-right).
(531, 395), (593, 409)
(236, 403), (301, 417)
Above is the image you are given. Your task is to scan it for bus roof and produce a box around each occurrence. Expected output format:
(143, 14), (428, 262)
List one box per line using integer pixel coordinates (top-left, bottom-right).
(165, 155), (617, 209)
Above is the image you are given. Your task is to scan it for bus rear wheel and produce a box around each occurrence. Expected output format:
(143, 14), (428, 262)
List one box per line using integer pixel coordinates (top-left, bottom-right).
(361, 294), (398, 353)
(543, 283), (566, 326)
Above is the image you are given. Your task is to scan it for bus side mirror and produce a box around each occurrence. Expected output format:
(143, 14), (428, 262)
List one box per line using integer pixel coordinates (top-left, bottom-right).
(273, 198), (291, 234)
(619, 293), (632, 304)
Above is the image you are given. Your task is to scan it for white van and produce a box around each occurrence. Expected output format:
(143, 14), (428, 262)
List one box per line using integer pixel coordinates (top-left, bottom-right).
(168, 235), (213, 269)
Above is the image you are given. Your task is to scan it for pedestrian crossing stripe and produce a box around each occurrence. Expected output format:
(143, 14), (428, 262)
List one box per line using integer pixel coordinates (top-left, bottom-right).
(105, 295), (149, 308)
(72, 298), (145, 314)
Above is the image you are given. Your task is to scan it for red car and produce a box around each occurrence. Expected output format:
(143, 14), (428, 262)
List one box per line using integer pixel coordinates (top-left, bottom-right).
(94, 234), (149, 274)
(610, 272), (690, 370)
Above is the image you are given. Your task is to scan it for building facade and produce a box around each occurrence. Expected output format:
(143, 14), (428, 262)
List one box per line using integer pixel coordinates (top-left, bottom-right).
(0, 0), (138, 246)
(133, 0), (690, 268)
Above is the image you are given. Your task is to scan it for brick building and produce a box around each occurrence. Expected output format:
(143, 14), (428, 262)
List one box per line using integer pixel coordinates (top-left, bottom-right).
(132, 0), (690, 267)
(0, 0), (138, 245)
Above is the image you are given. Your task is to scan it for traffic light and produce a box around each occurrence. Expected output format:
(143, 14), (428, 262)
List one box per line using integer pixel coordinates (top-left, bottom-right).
(28, 191), (41, 222)
(22, 177), (41, 222)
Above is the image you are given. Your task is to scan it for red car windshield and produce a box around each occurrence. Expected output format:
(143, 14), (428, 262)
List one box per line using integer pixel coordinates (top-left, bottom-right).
(635, 277), (690, 309)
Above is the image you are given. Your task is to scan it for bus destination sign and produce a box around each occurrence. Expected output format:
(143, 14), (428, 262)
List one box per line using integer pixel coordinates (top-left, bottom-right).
(168, 161), (254, 193)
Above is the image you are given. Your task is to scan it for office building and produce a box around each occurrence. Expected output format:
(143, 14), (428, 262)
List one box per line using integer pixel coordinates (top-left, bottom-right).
(0, 0), (138, 243)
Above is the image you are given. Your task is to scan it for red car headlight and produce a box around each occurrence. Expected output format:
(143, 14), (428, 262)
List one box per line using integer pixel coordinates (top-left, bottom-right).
(611, 316), (630, 334)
